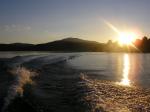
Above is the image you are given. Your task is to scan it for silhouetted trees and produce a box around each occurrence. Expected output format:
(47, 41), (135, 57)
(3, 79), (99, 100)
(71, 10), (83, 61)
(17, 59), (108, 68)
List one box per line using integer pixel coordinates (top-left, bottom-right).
(0, 37), (150, 52)
(134, 36), (150, 52)
(105, 36), (150, 52)
(105, 40), (137, 52)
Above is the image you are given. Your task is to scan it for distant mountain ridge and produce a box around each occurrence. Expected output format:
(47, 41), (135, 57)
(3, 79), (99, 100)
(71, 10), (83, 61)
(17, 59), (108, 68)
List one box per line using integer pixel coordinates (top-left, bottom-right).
(0, 38), (106, 51)
(0, 37), (137, 52)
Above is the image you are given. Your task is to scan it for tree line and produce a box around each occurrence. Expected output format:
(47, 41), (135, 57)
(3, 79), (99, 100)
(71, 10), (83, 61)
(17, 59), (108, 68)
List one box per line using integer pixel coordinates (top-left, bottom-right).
(106, 36), (150, 53)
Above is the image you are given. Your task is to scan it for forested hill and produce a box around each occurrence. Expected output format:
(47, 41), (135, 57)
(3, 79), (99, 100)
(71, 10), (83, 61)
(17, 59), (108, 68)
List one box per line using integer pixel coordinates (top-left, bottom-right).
(0, 37), (149, 52)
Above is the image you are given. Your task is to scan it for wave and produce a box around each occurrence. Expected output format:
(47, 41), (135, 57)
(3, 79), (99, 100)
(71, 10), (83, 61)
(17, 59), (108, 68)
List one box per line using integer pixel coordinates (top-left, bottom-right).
(80, 73), (150, 112)
(1, 54), (80, 69)
(22, 54), (80, 69)
(2, 67), (37, 112)
(1, 54), (81, 112)
(2, 55), (48, 69)
(2, 53), (150, 112)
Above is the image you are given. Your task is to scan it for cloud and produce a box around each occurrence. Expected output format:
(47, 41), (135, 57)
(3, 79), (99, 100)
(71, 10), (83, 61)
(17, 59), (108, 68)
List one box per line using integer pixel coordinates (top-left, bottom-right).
(2, 24), (31, 32)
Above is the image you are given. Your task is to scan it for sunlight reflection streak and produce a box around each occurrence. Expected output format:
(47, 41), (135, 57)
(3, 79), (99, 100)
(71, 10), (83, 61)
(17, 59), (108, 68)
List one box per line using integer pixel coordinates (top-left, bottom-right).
(119, 54), (130, 86)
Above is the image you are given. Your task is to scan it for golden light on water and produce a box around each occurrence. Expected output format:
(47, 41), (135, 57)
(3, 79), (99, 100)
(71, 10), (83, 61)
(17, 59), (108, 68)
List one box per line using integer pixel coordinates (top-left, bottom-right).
(103, 20), (137, 86)
(119, 54), (130, 86)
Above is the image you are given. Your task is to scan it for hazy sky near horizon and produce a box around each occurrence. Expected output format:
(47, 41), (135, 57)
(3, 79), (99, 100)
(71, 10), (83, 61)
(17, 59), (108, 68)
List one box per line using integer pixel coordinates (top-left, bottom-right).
(0, 0), (150, 43)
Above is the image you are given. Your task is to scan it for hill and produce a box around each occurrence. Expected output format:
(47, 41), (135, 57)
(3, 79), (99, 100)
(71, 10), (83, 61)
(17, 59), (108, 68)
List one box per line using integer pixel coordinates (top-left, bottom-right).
(0, 38), (105, 52)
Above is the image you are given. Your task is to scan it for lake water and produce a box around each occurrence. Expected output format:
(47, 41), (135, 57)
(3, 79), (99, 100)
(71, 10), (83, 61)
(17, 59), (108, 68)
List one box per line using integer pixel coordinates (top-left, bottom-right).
(1, 52), (150, 87)
(0, 52), (150, 112)
(68, 52), (150, 88)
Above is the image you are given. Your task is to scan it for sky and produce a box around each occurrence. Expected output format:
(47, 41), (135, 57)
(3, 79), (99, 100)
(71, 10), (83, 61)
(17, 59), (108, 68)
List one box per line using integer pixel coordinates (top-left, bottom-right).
(0, 0), (150, 44)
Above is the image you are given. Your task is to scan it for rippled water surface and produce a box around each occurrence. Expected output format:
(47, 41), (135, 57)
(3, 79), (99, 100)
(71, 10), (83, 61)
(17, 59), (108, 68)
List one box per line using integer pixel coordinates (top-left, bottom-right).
(0, 52), (150, 112)
(68, 52), (150, 88)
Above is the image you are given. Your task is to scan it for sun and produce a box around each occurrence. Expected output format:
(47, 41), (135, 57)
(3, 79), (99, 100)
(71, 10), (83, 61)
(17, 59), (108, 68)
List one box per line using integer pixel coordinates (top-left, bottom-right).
(118, 32), (137, 45)
(103, 20), (138, 46)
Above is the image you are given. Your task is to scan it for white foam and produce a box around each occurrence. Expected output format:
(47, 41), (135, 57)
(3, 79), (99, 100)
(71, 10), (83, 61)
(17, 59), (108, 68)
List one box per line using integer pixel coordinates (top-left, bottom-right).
(2, 67), (37, 112)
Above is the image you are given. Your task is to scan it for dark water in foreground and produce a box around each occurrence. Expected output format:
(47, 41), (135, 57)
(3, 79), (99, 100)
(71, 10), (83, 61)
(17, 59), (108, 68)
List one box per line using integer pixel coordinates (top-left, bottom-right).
(0, 52), (150, 112)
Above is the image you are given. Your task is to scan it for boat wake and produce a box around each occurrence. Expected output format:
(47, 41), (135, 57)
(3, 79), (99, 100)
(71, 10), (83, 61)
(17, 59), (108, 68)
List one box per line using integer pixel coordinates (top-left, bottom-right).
(80, 74), (150, 112)
(0, 54), (150, 112)
(2, 67), (37, 112)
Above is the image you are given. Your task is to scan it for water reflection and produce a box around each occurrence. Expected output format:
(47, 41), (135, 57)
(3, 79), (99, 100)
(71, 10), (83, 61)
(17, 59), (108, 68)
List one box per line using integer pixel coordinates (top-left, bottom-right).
(119, 54), (130, 86)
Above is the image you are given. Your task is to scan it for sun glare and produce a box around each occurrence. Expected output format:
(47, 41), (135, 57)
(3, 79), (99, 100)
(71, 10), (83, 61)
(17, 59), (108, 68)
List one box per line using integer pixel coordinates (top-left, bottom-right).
(119, 32), (137, 45)
(103, 20), (138, 46)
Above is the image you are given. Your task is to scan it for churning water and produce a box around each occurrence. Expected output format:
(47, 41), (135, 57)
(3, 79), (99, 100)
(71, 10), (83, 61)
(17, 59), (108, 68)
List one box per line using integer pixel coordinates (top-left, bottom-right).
(0, 52), (150, 112)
